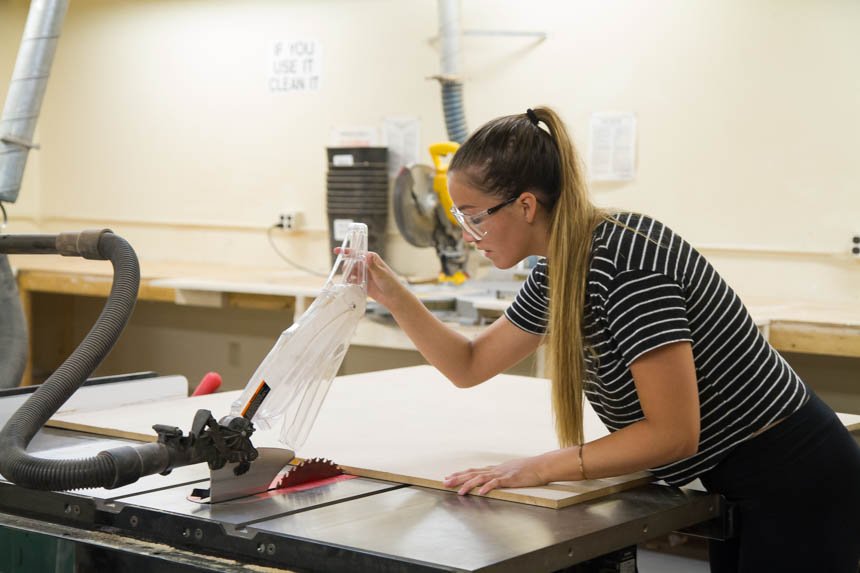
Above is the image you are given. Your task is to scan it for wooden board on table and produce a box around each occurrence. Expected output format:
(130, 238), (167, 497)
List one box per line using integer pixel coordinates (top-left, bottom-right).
(838, 412), (860, 432)
(48, 366), (652, 509)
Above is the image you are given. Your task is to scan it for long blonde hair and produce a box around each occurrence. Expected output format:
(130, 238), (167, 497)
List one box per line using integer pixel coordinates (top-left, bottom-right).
(450, 106), (606, 447)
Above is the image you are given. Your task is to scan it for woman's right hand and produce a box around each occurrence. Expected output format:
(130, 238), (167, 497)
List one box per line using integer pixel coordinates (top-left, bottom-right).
(363, 251), (407, 307)
(335, 248), (407, 310)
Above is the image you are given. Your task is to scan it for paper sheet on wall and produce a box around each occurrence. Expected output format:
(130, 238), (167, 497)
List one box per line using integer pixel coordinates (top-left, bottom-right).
(383, 116), (421, 179)
(588, 112), (637, 181)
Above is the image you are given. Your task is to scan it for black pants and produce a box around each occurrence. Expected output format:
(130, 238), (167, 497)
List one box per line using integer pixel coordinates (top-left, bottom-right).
(701, 391), (860, 573)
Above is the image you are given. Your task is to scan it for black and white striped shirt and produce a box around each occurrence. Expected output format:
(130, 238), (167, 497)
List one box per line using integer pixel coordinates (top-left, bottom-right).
(505, 213), (808, 487)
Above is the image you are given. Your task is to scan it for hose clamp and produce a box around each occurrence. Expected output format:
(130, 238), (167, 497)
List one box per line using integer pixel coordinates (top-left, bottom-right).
(56, 228), (113, 259)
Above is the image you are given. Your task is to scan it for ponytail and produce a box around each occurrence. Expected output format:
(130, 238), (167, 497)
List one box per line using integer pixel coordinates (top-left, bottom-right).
(532, 107), (605, 447)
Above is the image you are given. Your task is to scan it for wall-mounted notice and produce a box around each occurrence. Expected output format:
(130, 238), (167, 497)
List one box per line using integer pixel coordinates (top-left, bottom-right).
(383, 116), (421, 179)
(269, 40), (322, 93)
(588, 112), (637, 181)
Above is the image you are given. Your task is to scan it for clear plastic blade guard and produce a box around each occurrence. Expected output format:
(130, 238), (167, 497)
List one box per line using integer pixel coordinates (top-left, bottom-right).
(230, 223), (368, 449)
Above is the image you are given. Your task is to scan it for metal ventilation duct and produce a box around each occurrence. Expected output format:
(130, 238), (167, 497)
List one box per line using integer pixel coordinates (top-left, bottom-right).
(0, 0), (69, 203)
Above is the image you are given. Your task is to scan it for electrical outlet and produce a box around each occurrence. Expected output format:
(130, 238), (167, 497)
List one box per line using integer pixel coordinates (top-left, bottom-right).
(278, 211), (302, 231)
(852, 234), (860, 257)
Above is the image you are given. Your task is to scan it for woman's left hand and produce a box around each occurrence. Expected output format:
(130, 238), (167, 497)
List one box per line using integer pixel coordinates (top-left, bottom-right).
(443, 456), (547, 496)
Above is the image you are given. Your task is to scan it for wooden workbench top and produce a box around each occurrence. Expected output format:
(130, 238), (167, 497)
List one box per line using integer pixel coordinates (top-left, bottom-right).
(9, 255), (860, 359)
(739, 295), (860, 329)
(9, 255), (326, 289)
(11, 254), (858, 323)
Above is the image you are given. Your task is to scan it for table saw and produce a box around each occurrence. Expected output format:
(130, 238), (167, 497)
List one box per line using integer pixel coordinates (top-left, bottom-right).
(0, 373), (725, 573)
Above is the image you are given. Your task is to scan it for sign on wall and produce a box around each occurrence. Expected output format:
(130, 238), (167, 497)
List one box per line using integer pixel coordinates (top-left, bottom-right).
(383, 116), (421, 180)
(269, 40), (322, 93)
(588, 112), (637, 182)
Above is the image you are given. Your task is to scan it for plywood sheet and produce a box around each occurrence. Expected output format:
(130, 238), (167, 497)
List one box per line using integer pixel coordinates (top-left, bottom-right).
(48, 366), (652, 508)
(837, 412), (860, 432)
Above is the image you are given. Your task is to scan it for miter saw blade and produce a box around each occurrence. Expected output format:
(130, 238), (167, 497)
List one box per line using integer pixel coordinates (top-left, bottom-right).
(275, 457), (344, 489)
(393, 164), (439, 248)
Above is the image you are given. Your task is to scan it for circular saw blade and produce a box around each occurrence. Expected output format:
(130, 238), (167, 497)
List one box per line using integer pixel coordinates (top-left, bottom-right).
(275, 458), (343, 489)
(392, 164), (439, 248)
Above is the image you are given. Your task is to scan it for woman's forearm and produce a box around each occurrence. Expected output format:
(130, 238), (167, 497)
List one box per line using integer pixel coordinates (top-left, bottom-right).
(535, 419), (698, 482)
(385, 288), (479, 387)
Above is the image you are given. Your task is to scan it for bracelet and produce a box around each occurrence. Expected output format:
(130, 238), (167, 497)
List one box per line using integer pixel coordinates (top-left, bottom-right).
(579, 444), (589, 481)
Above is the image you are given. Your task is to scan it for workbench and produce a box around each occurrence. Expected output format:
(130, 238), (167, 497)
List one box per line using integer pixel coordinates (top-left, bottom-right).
(8, 256), (479, 386)
(9, 255), (860, 386)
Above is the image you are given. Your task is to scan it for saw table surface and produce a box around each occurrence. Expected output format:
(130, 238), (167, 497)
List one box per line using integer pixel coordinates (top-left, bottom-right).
(0, 370), (724, 572)
(0, 428), (720, 572)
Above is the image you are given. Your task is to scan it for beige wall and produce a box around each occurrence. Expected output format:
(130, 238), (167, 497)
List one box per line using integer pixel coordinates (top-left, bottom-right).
(1, 0), (858, 304)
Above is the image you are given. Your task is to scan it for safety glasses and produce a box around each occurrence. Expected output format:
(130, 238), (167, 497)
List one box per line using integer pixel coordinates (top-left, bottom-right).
(449, 195), (518, 241)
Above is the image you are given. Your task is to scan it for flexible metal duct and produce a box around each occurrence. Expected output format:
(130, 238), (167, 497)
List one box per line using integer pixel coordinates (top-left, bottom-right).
(0, 0), (68, 388)
(0, 0), (68, 203)
(438, 0), (468, 143)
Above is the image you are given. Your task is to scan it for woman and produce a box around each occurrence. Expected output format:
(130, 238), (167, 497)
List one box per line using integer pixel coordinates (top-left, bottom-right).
(359, 107), (860, 572)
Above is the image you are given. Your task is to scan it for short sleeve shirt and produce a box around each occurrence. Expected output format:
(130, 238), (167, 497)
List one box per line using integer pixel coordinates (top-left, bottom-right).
(504, 213), (807, 486)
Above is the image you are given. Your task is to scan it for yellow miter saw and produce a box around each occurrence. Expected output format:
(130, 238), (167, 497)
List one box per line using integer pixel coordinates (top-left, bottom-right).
(393, 142), (469, 284)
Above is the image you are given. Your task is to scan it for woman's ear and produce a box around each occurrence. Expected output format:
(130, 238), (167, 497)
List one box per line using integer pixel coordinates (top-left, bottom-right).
(519, 191), (540, 224)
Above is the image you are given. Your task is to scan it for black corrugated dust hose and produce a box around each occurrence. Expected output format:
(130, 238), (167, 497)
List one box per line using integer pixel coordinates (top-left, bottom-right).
(0, 229), (171, 490)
